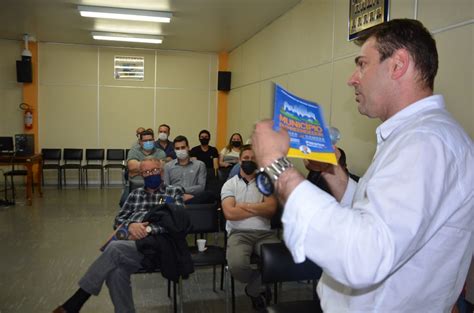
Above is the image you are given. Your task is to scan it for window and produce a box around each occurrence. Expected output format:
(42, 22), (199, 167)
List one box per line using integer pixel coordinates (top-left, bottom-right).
(114, 56), (144, 81)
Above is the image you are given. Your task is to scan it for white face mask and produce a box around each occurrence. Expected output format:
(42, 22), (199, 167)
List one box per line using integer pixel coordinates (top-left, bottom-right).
(158, 133), (168, 141)
(175, 149), (188, 160)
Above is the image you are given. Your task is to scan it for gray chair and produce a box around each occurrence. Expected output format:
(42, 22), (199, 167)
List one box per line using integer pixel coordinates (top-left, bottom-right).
(61, 149), (83, 188)
(82, 149), (105, 187)
(261, 242), (323, 313)
(3, 165), (28, 203)
(41, 148), (62, 188)
(104, 149), (126, 185)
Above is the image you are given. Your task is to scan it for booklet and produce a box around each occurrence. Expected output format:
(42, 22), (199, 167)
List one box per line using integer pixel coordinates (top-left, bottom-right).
(272, 84), (337, 165)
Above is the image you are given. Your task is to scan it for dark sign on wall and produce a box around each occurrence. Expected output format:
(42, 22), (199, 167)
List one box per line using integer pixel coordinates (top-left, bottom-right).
(348, 0), (389, 41)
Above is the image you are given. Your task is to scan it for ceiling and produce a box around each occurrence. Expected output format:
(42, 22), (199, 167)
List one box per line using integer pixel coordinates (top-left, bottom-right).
(0, 0), (302, 52)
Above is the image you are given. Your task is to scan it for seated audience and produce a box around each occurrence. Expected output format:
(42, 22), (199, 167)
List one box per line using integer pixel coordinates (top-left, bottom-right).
(53, 157), (185, 313)
(119, 130), (166, 206)
(155, 124), (176, 161)
(218, 132), (243, 180)
(164, 135), (214, 204)
(221, 144), (280, 311)
(190, 129), (219, 177)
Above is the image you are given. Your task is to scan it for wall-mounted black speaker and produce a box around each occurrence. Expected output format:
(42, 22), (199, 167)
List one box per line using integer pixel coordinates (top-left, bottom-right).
(15, 134), (35, 156)
(16, 56), (32, 83)
(218, 71), (231, 91)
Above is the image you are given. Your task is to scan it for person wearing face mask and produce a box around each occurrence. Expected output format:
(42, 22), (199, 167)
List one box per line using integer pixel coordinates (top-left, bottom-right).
(190, 130), (219, 177)
(218, 132), (243, 180)
(119, 130), (166, 207)
(155, 124), (176, 161)
(221, 144), (280, 311)
(163, 135), (214, 204)
(53, 157), (185, 313)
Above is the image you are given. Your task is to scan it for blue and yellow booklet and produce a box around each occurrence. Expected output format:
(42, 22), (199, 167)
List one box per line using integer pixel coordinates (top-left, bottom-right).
(273, 84), (337, 165)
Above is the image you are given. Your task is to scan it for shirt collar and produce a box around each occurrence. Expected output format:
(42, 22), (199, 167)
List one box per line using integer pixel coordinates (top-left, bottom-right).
(238, 173), (255, 185)
(171, 158), (193, 167)
(376, 95), (445, 144)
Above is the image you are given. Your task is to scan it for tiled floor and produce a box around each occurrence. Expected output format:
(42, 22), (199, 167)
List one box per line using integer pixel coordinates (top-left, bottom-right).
(0, 185), (315, 313)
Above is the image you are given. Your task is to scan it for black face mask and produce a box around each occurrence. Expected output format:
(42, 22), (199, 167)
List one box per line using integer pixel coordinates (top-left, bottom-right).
(241, 161), (257, 175)
(231, 141), (242, 148)
(199, 138), (210, 146)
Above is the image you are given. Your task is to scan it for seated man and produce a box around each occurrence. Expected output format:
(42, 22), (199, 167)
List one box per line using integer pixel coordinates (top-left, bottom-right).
(221, 144), (280, 311)
(130, 126), (145, 149)
(155, 124), (176, 161)
(53, 157), (184, 313)
(163, 135), (214, 204)
(119, 130), (166, 206)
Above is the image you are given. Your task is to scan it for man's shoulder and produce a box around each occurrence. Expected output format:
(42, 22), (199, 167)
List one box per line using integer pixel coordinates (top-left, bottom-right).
(127, 146), (143, 159)
(193, 159), (206, 168)
(128, 187), (146, 198)
(222, 175), (240, 190)
(165, 159), (178, 169)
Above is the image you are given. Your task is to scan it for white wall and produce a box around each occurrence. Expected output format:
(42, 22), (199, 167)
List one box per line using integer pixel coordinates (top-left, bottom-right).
(228, 0), (473, 176)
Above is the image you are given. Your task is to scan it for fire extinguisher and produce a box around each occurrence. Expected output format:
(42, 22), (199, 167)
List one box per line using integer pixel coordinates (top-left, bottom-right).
(20, 103), (33, 130)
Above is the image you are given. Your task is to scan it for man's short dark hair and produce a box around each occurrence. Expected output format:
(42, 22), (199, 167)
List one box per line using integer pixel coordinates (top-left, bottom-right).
(199, 129), (211, 138)
(173, 135), (189, 147)
(139, 130), (154, 140)
(239, 144), (252, 158)
(355, 19), (438, 90)
(159, 124), (171, 133)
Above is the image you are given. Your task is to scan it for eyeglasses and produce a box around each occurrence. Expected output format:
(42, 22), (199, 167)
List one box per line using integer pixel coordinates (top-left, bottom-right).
(141, 168), (161, 177)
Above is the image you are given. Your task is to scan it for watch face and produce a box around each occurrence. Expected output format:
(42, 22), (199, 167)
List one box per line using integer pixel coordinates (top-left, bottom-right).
(256, 171), (274, 196)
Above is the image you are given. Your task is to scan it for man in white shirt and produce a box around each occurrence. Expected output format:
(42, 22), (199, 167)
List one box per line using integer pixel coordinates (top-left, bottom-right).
(252, 19), (473, 312)
(221, 144), (280, 311)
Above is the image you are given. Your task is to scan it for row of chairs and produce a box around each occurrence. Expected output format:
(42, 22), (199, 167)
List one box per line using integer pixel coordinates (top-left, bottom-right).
(145, 203), (322, 313)
(41, 148), (128, 188)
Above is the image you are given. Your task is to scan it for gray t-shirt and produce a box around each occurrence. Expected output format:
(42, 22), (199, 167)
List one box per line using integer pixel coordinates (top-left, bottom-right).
(163, 159), (206, 195)
(127, 146), (166, 162)
(221, 175), (271, 232)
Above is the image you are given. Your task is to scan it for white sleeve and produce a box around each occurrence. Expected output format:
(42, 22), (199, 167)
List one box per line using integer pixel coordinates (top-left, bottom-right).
(283, 133), (458, 289)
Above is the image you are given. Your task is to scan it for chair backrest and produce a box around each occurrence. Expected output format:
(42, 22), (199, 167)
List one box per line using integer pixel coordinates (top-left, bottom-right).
(185, 202), (220, 234)
(42, 148), (61, 162)
(261, 243), (322, 284)
(63, 148), (83, 163)
(85, 149), (105, 161)
(106, 149), (125, 161)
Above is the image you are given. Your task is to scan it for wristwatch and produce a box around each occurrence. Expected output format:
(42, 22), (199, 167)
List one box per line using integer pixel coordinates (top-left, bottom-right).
(256, 157), (293, 196)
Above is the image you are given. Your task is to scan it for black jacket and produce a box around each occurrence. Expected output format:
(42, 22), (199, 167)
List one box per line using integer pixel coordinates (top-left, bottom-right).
(135, 204), (194, 282)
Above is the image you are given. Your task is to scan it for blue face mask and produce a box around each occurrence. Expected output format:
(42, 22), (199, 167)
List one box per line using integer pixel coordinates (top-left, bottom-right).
(143, 140), (155, 151)
(144, 174), (162, 190)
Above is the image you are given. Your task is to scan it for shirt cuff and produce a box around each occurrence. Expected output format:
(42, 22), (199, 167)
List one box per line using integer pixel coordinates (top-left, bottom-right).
(282, 180), (322, 263)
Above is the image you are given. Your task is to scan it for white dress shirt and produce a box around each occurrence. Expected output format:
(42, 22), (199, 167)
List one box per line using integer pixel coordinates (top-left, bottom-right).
(283, 95), (474, 312)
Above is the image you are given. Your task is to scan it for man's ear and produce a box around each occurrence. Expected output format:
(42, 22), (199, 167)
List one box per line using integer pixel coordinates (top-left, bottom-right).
(391, 49), (410, 80)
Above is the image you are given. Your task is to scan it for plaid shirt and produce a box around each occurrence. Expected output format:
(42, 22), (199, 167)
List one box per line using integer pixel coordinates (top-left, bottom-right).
(114, 185), (184, 234)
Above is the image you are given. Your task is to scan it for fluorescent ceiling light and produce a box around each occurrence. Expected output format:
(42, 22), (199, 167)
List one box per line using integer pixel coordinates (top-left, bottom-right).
(78, 5), (172, 23)
(92, 32), (163, 44)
